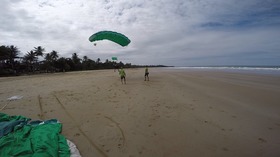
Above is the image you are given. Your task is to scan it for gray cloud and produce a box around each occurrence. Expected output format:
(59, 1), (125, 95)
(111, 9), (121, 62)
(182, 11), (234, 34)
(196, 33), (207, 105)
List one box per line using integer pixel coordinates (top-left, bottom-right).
(1, 0), (279, 66)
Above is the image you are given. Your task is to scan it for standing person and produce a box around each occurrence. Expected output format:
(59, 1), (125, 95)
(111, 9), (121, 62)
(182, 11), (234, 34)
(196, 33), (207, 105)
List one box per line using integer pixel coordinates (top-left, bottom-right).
(144, 66), (149, 81)
(119, 67), (126, 84)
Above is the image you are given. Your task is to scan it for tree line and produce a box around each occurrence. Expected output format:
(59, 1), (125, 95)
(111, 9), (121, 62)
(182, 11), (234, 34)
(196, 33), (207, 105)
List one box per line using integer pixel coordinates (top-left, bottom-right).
(0, 45), (132, 76)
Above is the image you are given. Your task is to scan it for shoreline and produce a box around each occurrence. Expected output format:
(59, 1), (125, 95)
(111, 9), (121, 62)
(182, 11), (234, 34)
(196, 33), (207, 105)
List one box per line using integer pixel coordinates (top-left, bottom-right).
(162, 66), (280, 76)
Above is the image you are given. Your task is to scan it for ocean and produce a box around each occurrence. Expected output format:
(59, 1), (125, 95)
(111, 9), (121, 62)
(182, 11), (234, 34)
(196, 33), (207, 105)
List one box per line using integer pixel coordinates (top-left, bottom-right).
(165, 66), (280, 76)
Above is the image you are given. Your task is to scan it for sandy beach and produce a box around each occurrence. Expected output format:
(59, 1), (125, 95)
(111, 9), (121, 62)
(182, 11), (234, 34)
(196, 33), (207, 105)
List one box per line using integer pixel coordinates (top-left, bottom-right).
(1, 68), (280, 157)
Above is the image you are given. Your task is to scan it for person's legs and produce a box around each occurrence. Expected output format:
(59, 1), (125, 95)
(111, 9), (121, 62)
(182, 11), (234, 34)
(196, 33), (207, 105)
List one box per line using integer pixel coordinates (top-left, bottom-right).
(145, 73), (149, 81)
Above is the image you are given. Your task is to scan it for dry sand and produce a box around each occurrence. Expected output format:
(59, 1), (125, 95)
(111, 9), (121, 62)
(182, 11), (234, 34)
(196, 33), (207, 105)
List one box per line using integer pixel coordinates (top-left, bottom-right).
(1, 68), (280, 157)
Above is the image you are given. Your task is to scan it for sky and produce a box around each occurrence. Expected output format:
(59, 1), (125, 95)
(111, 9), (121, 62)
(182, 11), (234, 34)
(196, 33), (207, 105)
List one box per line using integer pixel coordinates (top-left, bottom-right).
(1, 0), (280, 66)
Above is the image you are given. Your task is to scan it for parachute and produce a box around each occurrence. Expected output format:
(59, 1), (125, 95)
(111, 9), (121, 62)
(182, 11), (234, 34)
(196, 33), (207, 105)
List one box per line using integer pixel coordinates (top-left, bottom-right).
(112, 57), (118, 61)
(89, 31), (131, 47)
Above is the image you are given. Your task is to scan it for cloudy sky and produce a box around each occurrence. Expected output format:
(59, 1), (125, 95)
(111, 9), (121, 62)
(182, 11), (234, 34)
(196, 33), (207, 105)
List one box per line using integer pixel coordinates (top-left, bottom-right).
(1, 0), (280, 66)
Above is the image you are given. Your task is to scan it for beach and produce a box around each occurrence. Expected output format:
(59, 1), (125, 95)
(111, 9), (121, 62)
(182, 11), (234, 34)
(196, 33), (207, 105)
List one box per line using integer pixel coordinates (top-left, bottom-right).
(1, 68), (280, 157)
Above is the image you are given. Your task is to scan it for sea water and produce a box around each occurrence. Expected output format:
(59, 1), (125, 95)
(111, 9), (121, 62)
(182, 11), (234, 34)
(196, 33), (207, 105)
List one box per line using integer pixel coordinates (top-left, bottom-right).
(166, 66), (280, 76)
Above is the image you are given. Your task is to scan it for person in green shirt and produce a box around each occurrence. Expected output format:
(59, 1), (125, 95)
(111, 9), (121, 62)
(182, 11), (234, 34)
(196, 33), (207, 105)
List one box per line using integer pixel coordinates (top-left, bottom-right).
(144, 66), (149, 81)
(119, 67), (126, 84)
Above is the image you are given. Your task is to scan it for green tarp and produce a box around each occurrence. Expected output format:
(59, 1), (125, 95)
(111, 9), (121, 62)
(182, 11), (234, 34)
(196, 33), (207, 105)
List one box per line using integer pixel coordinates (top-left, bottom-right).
(0, 113), (70, 157)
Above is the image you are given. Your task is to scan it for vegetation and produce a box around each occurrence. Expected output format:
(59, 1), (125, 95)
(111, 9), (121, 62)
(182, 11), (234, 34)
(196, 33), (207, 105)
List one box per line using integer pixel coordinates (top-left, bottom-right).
(0, 45), (167, 76)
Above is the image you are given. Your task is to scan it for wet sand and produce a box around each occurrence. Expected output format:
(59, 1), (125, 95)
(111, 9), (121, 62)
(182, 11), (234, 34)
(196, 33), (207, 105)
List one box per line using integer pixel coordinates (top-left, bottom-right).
(1, 68), (280, 157)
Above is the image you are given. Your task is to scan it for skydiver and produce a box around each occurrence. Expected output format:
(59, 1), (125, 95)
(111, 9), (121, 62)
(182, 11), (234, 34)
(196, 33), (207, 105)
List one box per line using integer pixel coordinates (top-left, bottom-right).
(144, 66), (149, 81)
(119, 67), (126, 84)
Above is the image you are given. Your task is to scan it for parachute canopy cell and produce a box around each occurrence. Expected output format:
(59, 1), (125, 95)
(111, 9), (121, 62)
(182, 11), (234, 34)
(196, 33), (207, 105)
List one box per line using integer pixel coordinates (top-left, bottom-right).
(89, 31), (131, 47)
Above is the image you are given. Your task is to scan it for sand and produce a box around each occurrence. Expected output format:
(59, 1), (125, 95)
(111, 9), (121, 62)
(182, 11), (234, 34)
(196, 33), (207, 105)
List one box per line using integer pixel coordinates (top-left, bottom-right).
(1, 68), (280, 157)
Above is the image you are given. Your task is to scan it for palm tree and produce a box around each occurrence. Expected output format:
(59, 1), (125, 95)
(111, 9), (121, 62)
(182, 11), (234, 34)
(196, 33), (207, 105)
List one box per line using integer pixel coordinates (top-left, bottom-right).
(33, 46), (45, 71)
(72, 53), (81, 70)
(44, 53), (52, 72)
(96, 58), (101, 64)
(23, 50), (36, 72)
(83, 56), (88, 62)
(50, 50), (58, 61)
(0, 45), (8, 61)
(0, 45), (9, 73)
(57, 57), (70, 72)
(0, 45), (21, 75)
(24, 51), (36, 64)
(72, 53), (80, 63)
(8, 45), (20, 71)
(82, 56), (93, 70)
(33, 46), (45, 57)
(44, 50), (59, 72)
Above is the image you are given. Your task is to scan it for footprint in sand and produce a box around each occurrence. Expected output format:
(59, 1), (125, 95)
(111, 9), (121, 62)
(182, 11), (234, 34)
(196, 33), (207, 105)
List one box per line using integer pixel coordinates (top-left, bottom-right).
(222, 147), (229, 151)
(74, 133), (80, 137)
(258, 138), (267, 143)
(165, 106), (171, 109)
